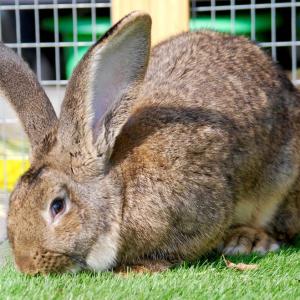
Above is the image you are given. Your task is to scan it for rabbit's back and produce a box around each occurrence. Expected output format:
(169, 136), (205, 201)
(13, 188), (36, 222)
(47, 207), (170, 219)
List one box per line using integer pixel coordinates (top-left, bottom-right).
(127, 30), (300, 185)
(144, 30), (295, 108)
(138, 30), (300, 178)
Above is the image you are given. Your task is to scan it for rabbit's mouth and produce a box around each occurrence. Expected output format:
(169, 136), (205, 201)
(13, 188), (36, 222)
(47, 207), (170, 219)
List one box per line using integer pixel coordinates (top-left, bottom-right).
(14, 249), (82, 275)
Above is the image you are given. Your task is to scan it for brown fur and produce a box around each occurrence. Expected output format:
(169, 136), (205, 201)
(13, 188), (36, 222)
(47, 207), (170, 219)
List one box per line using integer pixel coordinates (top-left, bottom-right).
(2, 12), (300, 274)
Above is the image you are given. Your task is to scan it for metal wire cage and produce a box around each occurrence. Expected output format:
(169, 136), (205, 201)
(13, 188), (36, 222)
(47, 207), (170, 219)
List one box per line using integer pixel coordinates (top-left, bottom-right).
(0, 0), (299, 201)
(191, 0), (300, 85)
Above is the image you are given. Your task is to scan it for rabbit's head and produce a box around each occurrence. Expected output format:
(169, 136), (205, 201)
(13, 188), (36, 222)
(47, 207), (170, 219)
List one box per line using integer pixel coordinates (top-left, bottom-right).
(2, 11), (151, 274)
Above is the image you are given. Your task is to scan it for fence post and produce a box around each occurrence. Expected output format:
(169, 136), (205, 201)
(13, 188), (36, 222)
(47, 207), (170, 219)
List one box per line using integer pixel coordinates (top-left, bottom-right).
(111, 0), (190, 45)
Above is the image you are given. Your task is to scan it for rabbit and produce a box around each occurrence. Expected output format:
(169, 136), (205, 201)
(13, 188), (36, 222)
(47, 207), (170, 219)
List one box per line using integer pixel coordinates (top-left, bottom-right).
(2, 11), (300, 275)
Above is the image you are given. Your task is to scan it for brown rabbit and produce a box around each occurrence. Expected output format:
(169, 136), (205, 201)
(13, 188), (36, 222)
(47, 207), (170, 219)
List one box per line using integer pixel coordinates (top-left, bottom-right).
(1, 11), (299, 275)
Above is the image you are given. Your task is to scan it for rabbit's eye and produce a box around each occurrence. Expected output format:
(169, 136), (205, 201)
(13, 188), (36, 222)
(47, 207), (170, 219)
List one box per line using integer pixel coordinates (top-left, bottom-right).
(50, 198), (66, 218)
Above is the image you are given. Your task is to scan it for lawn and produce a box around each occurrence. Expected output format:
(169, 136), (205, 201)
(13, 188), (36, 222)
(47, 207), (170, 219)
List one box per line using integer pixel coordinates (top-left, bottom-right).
(0, 239), (299, 300)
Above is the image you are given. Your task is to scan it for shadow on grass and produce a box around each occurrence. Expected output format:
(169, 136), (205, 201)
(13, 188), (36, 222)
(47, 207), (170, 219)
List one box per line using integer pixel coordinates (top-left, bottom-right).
(43, 237), (300, 276)
(1, 238), (299, 277)
(176, 236), (300, 271)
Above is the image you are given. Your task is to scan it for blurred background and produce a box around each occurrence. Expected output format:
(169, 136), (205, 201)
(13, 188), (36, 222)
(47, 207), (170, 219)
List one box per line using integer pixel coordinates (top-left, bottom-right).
(0, 0), (300, 204)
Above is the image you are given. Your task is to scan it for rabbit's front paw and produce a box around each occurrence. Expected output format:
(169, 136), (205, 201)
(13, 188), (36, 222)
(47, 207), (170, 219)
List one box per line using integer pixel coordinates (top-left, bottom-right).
(221, 226), (280, 255)
(114, 259), (172, 274)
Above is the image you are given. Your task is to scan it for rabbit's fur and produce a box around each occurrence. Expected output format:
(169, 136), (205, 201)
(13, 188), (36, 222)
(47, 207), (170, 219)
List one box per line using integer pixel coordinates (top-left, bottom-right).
(2, 12), (299, 274)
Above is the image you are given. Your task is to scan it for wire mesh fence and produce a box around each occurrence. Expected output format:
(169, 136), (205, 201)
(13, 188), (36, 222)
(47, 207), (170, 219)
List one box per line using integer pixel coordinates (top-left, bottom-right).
(190, 0), (300, 85)
(0, 0), (300, 199)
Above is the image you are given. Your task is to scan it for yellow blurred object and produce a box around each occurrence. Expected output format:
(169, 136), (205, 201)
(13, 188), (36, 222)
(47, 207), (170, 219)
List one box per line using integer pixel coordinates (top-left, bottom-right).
(0, 138), (30, 191)
(0, 160), (30, 191)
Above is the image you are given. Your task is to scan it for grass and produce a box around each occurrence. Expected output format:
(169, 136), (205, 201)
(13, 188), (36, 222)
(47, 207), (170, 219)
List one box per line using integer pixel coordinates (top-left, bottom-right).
(0, 239), (299, 300)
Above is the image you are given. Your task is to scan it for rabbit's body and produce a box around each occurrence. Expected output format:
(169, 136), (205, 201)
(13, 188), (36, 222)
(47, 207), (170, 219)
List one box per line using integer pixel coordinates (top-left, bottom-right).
(3, 13), (300, 274)
(110, 31), (300, 263)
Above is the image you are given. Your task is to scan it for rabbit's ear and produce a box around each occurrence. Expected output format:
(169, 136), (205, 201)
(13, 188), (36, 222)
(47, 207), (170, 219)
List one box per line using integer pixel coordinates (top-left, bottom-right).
(58, 11), (151, 164)
(0, 44), (58, 158)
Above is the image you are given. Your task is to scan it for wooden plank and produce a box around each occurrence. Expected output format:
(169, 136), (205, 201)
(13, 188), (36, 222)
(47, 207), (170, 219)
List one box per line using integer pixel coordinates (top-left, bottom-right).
(111, 0), (189, 45)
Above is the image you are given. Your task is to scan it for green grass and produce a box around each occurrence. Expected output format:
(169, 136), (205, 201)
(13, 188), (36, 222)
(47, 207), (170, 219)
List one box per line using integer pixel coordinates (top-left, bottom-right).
(0, 239), (299, 300)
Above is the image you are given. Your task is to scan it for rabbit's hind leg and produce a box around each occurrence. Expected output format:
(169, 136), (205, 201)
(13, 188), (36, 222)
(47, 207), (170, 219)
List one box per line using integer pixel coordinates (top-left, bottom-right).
(270, 182), (300, 242)
(221, 226), (280, 255)
(221, 145), (299, 256)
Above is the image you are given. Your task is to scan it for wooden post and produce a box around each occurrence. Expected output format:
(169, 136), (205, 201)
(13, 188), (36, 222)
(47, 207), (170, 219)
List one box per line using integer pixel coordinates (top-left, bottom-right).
(111, 0), (190, 45)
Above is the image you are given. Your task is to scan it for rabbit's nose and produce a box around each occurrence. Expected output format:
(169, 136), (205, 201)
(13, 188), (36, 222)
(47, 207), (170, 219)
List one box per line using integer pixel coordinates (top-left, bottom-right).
(15, 254), (38, 275)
